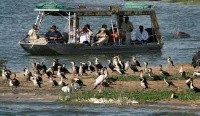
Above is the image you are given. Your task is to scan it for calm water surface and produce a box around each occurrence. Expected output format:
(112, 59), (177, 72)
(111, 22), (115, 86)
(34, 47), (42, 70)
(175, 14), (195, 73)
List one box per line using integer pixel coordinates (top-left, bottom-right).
(0, 99), (200, 116)
(0, 0), (200, 115)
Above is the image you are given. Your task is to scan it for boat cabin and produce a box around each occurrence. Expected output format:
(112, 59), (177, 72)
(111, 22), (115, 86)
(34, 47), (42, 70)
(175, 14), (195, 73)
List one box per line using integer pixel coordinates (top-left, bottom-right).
(20, 2), (163, 55)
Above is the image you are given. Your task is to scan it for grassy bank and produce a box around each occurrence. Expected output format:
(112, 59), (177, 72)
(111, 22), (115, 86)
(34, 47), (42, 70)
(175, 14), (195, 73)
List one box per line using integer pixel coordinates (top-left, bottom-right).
(59, 89), (200, 104)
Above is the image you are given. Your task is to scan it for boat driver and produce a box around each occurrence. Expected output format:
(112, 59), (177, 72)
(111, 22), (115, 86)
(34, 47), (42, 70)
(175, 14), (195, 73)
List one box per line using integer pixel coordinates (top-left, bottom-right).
(121, 16), (133, 45)
(45, 25), (63, 40)
(23, 24), (39, 41)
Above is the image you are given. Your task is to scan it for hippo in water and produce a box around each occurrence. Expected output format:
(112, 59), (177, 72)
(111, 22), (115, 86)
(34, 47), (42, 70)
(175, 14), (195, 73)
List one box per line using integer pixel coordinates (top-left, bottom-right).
(174, 31), (191, 38)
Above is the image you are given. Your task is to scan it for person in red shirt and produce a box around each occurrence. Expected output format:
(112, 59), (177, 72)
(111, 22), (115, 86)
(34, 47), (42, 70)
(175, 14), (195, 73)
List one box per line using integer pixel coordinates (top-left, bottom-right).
(109, 24), (120, 45)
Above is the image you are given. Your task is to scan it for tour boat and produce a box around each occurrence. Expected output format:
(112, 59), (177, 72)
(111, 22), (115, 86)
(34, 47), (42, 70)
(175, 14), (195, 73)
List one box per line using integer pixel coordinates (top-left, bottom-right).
(19, 2), (163, 55)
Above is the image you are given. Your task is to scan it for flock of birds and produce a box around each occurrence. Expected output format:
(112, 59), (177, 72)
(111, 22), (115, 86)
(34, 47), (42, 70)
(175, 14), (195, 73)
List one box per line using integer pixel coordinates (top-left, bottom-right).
(1, 55), (200, 95)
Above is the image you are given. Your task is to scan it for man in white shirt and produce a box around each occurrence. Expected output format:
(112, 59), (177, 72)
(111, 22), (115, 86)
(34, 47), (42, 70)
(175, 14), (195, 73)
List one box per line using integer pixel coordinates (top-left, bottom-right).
(135, 25), (149, 43)
(24, 25), (39, 41)
(121, 16), (133, 45)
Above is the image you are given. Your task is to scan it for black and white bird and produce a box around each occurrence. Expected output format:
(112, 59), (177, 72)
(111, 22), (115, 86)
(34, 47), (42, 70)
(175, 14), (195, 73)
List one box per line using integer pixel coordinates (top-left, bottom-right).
(107, 60), (115, 72)
(46, 67), (54, 78)
(131, 56), (141, 67)
(164, 78), (176, 87)
(167, 57), (174, 67)
(193, 71), (200, 77)
(61, 63), (70, 74)
(159, 65), (170, 77)
(139, 70), (148, 89)
(186, 77), (192, 89)
(179, 65), (186, 77)
(9, 73), (20, 89)
(1, 67), (11, 81)
(94, 67), (109, 90)
(94, 57), (103, 71)
(189, 78), (200, 93)
(30, 76), (42, 89)
(52, 59), (61, 74)
(113, 65), (125, 75)
(73, 78), (86, 86)
(57, 66), (67, 79)
(88, 61), (95, 72)
(23, 66), (32, 81)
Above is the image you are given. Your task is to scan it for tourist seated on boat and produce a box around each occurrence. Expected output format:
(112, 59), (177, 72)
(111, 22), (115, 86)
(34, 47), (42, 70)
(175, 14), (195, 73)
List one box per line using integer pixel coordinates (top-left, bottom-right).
(91, 28), (109, 46)
(135, 25), (149, 44)
(121, 16), (133, 45)
(77, 27), (91, 46)
(23, 24), (39, 42)
(145, 28), (158, 43)
(94, 24), (110, 43)
(108, 24), (120, 45)
(45, 25), (63, 41)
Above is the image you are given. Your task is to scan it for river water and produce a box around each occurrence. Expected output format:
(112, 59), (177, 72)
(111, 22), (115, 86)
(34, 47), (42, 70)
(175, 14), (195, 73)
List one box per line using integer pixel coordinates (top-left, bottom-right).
(0, 0), (200, 115)
(0, 98), (200, 116)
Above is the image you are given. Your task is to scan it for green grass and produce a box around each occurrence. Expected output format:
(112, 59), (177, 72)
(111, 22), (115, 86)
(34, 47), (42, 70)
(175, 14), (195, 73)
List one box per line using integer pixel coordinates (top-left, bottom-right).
(59, 89), (200, 103)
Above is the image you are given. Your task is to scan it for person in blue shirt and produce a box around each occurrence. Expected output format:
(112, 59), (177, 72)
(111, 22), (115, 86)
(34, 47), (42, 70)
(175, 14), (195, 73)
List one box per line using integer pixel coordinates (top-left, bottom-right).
(45, 25), (63, 40)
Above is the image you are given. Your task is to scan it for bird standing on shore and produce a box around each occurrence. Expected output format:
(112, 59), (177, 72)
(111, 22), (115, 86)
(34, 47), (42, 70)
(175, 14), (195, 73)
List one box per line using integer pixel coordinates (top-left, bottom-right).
(193, 71), (200, 77)
(30, 76), (42, 89)
(167, 57), (174, 67)
(107, 60), (115, 72)
(1, 66), (11, 82)
(9, 73), (20, 89)
(179, 65), (186, 77)
(164, 78), (176, 87)
(23, 66), (32, 81)
(88, 61), (95, 72)
(159, 65), (170, 77)
(131, 56), (141, 67)
(94, 67), (108, 90)
(143, 62), (149, 74)
(94, 57), (103, 71)
(148, 68), (161, 80)
(124, 60), (130, 71)
(49, 76), (59, 87)
(139, 70), (148, 89)
(70, 61), (79, 75)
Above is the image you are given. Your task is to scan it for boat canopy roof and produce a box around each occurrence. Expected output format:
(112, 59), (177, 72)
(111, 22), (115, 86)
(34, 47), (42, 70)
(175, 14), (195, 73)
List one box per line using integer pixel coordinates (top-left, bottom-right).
(34, 2), (155, 16)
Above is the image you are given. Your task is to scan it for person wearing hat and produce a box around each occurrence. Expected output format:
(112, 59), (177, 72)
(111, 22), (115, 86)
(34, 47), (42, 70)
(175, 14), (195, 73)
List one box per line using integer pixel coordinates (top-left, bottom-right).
(45, 25), (62, 40)
(92, 27), (109, 46)
(121, 16), (133, 45)
(109, 24), (120, 45)
(23, 24), (39, 41)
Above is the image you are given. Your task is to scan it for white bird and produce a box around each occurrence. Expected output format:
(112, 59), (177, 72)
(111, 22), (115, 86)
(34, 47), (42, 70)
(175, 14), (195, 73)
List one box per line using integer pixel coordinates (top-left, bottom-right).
(70, 61), (79, 75)
(124, 60), (130, 71)
(61, 86), (71, 93)
(94, 67), (108, 89)
(59, 77), (66, 87)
